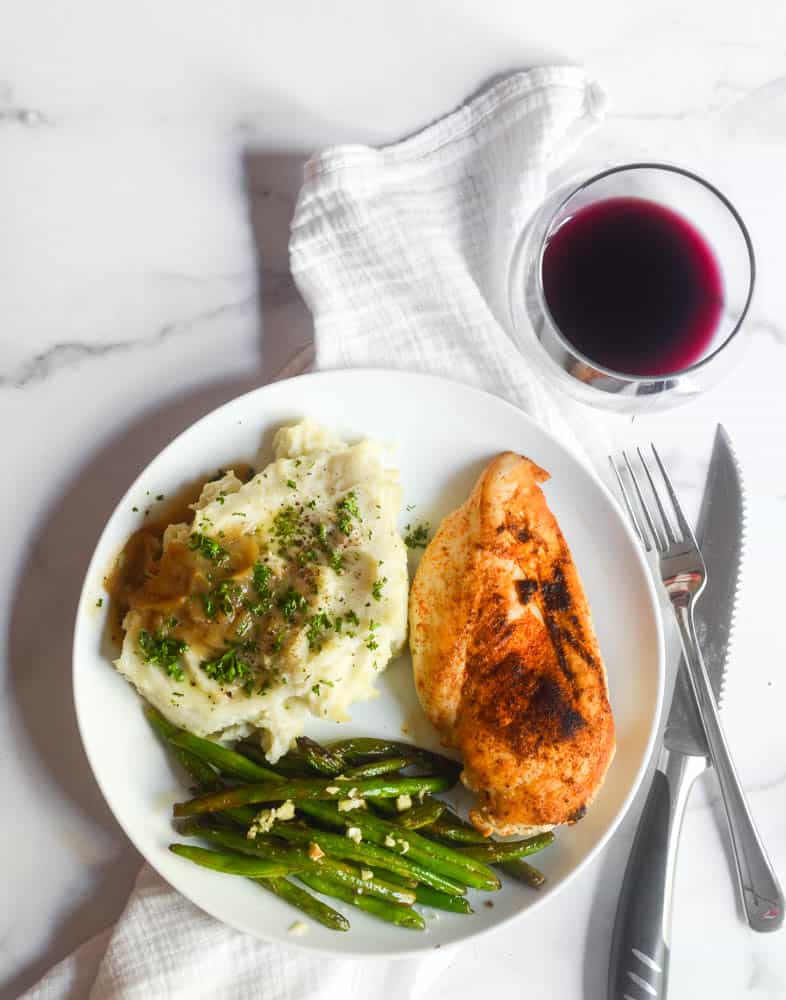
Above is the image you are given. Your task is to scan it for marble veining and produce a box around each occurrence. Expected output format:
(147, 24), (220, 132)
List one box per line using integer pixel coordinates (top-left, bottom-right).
(1, 295), (255, 389)
(2, 3), (786, 998)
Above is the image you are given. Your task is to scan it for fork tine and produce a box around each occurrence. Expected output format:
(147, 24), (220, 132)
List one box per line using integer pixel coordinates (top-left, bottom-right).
(649, 443), (698, 546)
(608, 456), (651, 552)
(622, 450), (666, 552)
(637, 447), (679, 545)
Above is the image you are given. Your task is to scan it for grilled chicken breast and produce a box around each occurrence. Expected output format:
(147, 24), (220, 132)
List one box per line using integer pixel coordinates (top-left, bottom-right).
(409, 453), (615, 836)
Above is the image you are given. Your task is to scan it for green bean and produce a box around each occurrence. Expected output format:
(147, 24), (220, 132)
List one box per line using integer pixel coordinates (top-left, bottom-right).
(145, 706), (217, 791)
(268, 822), (464, 896)
(297, 872), (425, 930)
(171, 838), (348, 929)
(327, 738), (461, 778)
(456, 832), (554, 863)
(298, 801), (500, 892)
(425, 811), (488, 844)
(411, 884), (473, 914)
(261, 876), (350, 930)
(343, 756), (412, 779)
(370, 798), (398, 816)
(396, 799), (446, 829)
(172, 746), (221, 791)
(223, 804), (258, 827)
(359, 814), (500, 880)
(296, 736), (345, 776)
(147, 709), (216, 788)
(169, 752), (254, 829)
(145, 706), (280, 783)
(173, 775), (452, 818)
(169, 843), (301, 878)
(273, 756), (316, 777)
(380, 870), (473, 914)
(183, 822), (415, 906)
(499, 859), (546, 889)
(235, 739), (302, 775)
(265, 823), (420, 879)
(372, 796), (445, 826)
(235, 740), (308, 776)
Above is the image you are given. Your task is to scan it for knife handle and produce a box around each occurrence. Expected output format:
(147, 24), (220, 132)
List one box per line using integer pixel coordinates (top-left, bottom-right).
(608, 749), (703, 1000)
(673, 600), (785, 933)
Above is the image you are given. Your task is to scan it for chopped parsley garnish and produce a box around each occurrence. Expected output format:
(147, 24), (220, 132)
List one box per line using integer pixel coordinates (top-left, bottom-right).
(201, 591), (216, 619)
(272, 506), (302, 544)
(200, 580), (241, 620)
(232, 511), (247, 518)
(366, 618), (380, 651)
(306, 499), (317, 510)
(138, 629), (188, 681)
(132, 506), (139, 513)
(215, 580), (242, 617)
(188, 532), (229, 565)
(336, 491), (361, 534)
(404, 522), (431, 549)
(311, 683), (321, 696)
(313, 522), (329, 544)
(329, 550), (345, 574)
(234, 616), (253, 638)
(244, 597), (270, 617)
(371, 576), (387, 601)
(345, 610), (360, 627)
(277, 587), (308, 621)
(200, 646), (249, 685)
(306, 612), (332, 650)
(156, 494), (165, 501)
(252, 562), (273, 599)
(95, 597), (103, 608)
(273, 631), (285, 653)
(287, 479), (297, 489)
(216, 493), (226, 505)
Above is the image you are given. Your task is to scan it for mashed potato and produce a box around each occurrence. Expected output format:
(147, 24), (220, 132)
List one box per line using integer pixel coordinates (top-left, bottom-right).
(113, 420), (408, 760)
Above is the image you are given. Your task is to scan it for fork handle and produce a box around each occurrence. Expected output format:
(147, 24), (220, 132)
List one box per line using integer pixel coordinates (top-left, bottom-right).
(672, 596), (784, 932)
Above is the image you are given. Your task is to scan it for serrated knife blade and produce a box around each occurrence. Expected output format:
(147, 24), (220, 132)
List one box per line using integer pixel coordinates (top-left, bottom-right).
(663, 423), (745, 756)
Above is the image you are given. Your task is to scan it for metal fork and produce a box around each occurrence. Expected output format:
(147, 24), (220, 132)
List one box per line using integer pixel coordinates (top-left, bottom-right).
(613, 444), (782, 935)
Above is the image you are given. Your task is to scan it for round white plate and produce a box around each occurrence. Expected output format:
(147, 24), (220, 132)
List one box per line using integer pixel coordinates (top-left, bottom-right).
(73, 370), (664, 958)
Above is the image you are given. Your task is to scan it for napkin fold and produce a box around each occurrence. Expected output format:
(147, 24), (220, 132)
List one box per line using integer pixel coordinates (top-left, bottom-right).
(24, 66), (605, 1000)
(290, 65), (606, 457)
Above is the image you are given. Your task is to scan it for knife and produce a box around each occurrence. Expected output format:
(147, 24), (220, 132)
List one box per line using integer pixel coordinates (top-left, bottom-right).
(608, 426), (782, 1000)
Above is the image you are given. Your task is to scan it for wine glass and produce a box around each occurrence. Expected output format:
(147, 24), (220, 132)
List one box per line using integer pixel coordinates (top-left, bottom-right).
(507, 163), (756, 412)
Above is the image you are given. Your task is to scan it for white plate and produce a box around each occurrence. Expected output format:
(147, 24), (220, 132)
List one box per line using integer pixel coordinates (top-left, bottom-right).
(73, 370), (664, 958)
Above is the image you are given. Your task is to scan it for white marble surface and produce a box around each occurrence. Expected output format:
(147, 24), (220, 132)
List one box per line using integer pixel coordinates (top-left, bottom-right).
(2, 2), (786, 997)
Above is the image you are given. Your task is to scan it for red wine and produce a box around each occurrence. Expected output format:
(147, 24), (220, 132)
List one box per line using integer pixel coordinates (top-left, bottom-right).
(541, 197), (723, 376)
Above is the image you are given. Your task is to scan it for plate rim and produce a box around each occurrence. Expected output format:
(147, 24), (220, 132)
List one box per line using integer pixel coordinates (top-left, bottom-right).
(72, 367), (665, 959)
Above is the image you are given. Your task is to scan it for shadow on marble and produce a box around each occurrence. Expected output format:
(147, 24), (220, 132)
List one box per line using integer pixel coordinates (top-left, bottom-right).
(4, 377), (263, 998)
(1, 856), (140, 1000)
(244, 149), (314, 375)
(4, 145), (319, 997)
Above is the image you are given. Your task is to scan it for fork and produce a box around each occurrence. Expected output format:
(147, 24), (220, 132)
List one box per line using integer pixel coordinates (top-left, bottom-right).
(612, 445), (783, 941)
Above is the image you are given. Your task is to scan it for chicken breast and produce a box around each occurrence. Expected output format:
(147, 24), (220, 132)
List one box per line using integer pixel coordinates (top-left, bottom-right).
(409, 453), (615, 836)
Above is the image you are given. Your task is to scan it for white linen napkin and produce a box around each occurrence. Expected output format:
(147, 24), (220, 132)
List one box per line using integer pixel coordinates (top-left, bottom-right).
(24, 66), (605, 1000)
